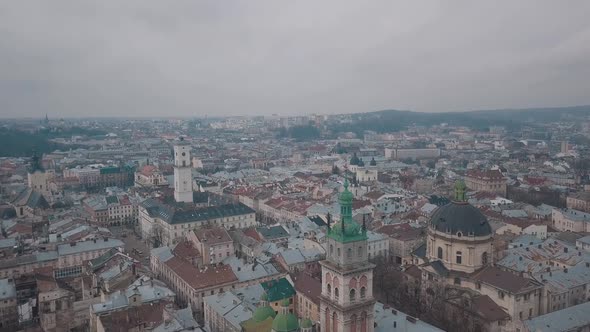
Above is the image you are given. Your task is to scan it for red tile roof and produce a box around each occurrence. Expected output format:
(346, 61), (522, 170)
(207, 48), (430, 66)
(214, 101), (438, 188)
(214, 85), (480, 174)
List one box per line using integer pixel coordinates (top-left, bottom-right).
(376, 223), (424, 241)
(139, 165), (158, 177)
(472, 266), (540, 294)
(293, 272), (322, 305)
(164, 256), (237, 290)
(194, 227), (232, 245)
(173, 240), (201, 261)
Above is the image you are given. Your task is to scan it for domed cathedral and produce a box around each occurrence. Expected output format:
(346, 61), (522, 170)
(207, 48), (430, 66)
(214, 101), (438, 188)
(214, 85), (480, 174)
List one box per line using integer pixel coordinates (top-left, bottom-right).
(425, 180), (493, 274)
(320, 179), (376, 332)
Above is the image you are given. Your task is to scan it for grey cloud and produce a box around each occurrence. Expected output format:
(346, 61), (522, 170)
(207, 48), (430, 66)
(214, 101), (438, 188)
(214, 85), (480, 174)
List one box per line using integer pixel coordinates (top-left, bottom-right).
(1, 1), (589, 118)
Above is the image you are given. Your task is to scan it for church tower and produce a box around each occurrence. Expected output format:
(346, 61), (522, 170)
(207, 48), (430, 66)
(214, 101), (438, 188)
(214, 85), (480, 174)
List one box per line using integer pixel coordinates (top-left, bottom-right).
(173, 137), (193, 203)
(320, 179), (375, 332)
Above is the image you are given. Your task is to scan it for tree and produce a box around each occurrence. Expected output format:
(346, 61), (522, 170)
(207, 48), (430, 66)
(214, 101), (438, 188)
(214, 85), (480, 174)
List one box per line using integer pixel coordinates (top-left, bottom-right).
(332, 165), (340, 175)
(149, 224), (165, 248)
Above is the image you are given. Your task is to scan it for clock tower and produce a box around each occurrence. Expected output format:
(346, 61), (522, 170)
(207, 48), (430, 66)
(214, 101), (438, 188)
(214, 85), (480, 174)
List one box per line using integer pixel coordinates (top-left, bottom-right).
(320, 179), (376, 332)
(173, 138), (193, 203)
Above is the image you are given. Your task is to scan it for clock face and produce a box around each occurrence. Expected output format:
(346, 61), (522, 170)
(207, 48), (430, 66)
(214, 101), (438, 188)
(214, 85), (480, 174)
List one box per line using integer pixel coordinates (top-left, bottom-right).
(181, 152), (186, 157)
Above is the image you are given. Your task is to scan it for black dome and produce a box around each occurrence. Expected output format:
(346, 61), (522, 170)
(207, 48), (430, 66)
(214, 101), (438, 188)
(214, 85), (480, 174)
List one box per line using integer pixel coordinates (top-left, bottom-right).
(430, 202), (492, 237)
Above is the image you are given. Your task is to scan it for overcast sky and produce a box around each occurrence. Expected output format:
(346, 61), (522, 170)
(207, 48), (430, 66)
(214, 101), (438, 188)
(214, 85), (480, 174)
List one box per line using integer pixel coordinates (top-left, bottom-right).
(1, 1), (590, 118)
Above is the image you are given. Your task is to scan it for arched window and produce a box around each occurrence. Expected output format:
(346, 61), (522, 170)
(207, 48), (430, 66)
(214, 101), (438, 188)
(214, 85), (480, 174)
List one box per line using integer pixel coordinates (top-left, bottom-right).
(456, 251), (462, 264)
(482, 252), (488, 265)
(457, 232), (462, 238)
(330, 245), (333, 256)
(347, 248), (353, 258)
(437, 247), (443, 259)
(350, 288), (356, 302)
(360, 287), (366, 299)
(327, 284), (331, 296)
(358, 246), (363, 257)
(334, 287), (339, 299)
(337, 248), (341, 257)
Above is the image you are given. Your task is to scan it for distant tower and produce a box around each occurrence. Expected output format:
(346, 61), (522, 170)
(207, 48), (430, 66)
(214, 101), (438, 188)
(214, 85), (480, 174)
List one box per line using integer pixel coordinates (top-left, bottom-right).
(320, 179), (375, 332)
(173, 137), (193, 203)
(561, 141), (569, 154)
(27, 150), (50, 196)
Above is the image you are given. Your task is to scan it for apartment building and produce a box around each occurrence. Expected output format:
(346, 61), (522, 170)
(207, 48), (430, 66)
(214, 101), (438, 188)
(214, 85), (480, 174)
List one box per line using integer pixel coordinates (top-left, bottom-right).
(139, 198), (256, 246)
(552, 208), (590, 232)
(188, 227), (234, 265)
(465, 169), (507, 196)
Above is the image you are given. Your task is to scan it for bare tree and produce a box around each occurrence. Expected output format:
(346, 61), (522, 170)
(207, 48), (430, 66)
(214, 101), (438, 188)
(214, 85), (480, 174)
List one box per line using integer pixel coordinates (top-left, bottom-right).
(149, 224), (165, 248)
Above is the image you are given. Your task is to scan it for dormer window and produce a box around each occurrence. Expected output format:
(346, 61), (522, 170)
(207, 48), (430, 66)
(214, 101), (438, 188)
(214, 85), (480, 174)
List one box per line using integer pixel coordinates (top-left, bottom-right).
(457, 232), (462, 238)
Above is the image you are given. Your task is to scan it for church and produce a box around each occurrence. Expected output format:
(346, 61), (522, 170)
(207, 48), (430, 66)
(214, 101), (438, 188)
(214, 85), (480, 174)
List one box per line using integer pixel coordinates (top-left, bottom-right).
(417, 181), (543, 331)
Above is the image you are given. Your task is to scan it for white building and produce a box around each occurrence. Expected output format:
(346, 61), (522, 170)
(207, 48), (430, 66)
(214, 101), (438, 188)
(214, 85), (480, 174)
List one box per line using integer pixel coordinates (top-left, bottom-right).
(174, 138), (193, 203)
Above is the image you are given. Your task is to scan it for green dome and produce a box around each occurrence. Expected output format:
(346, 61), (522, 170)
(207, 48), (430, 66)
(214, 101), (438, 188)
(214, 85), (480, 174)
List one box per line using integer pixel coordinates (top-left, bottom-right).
(252, 305), (276, 322)
(280, 298), (291, 307)
(350, 153), (360, 166)
(300, 318), (313, 328)
(272, 313), (299, 332)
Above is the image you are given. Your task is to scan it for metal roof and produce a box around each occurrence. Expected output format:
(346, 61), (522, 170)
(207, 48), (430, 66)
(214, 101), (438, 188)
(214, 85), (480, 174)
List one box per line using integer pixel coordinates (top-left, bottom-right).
(524, 301), (590, 332)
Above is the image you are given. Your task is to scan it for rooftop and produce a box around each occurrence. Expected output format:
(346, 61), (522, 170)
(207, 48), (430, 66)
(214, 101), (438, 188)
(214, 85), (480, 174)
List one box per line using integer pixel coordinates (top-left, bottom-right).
(260, 278), (295, 302)
(194, 227), (232, 244)
(473, 266), (542, 294)
(524, 301), (590, 332)
(374, 302), (443, 332)
(141, 199), (255, 225)
(57, 238), (124, 256)
(292, 272), (321, 305)
(164, 257), (238, 290)
(555, 208), (590, 222)
(256, 225), (290, 240)
(0, 278), (16, 300)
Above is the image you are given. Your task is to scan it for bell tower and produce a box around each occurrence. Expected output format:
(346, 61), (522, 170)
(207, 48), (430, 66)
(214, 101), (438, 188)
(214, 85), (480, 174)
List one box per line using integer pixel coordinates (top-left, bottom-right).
(320, 179), (376, 332)
(173, 137), (193, 203)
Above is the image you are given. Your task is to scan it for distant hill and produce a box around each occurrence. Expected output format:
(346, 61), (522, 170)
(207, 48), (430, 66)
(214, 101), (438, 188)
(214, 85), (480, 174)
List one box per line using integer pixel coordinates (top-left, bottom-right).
(330, 105), (590, 136)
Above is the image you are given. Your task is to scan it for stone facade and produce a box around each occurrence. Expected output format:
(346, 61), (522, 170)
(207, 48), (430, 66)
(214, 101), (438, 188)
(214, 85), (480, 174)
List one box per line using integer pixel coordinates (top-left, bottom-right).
(465, 169), (507, 196)
(427, 228), (493, 274)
